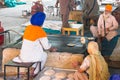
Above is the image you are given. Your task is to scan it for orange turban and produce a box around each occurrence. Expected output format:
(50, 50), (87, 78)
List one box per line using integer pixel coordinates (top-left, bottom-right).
(105, 4), (112, 11)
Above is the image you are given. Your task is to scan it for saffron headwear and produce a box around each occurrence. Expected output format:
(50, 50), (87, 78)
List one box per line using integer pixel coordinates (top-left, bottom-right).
(105, 4), (112, 11)
(30, 12), (46, 26)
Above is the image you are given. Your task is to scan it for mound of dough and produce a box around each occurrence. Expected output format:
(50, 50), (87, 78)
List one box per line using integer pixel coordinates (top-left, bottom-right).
(55, 72), (67, 79)
(39, 76), (51, 80)
(44, 69), (55, 76)
(67, 73), (74, 79)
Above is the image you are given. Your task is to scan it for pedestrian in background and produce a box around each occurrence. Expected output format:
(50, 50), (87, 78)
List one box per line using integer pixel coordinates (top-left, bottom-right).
(82, 0), (99, 30)
(73, 41), (110, 80)
(31, 1), (44, 15)
(55, 0), (76, 28)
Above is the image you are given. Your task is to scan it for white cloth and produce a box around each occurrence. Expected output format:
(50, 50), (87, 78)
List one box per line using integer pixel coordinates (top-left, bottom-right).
(13, 37), (51, 62)
(13, 37), (51, 73)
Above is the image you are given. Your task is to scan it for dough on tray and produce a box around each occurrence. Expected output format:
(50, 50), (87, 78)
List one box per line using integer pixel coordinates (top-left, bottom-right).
(66, 78), (74, 80)
(67, 73), (74, 79)
(39, 76), (51, 80)
(55, 72), (67, 79)
(44, 69), (55, 76)
(52, 78), (61, 80)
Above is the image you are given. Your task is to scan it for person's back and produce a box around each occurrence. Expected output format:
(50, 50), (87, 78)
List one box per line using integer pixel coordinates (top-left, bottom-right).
(12, 12), (57, 77)
(73, 41), (110, 80)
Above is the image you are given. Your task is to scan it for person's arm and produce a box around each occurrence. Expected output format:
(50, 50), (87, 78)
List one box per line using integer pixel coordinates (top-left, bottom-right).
(55, 0), (59, 8)
(97, 14), (103, 35)
(108, 16), (118, 31)
(78, 56), (90, 73)
(39, 37), (57, 52)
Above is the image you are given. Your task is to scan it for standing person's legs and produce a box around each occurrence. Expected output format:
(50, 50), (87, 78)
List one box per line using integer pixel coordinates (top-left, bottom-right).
(82, 15), (90, 30)
(61, 14), (69, 28)
(90, 25), (98, 37)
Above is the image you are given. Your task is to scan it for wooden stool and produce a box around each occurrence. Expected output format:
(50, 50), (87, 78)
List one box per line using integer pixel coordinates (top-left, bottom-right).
(4, 61), (41, 80)
(62, 24), (84, 36)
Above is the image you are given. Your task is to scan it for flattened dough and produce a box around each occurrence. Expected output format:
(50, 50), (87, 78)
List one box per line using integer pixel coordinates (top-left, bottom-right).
(55, 72), (67, 79)
(67, 73), (74, 79)
(39, 76), (51, 80)
(67, 43), (75, 47)
(52, 78), (61, 80)
(44, 69), (55, 76)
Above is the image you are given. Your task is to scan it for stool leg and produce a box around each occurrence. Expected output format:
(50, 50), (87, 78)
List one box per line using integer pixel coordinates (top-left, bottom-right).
(39, 62), (41, 71)
(81, 26), (84, 36)
(62, 30), (65, 35)
(76, 30), (79, 36)
(68, 31), (70, 35)
(4, 65), (6, 80)
(17, 67), (20, 78)
(28, 67), (30, 80)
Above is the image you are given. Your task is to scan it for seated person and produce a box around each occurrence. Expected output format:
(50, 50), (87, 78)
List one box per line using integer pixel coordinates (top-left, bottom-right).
(90, 4), (119, 55)
(73, 41), (110, 80)
(12, 12), (56, 77)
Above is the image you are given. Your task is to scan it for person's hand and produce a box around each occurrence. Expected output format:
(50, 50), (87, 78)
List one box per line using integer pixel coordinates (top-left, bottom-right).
(72, 61), (80, 69)
(49, 47), (57, 52)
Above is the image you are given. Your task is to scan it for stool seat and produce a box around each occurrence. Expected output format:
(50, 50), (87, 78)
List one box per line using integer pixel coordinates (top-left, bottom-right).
(5, 61), (34, 67)
(62, 24), (84, 36)
(4, 61), (41, 80)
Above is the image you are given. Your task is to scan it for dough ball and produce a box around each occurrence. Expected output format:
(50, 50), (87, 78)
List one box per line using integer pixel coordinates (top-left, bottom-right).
(67, 73), (74, 79)
(39, 76), (51, 80)
(44, 69), (55, 76)
(55, 72), (67, 79)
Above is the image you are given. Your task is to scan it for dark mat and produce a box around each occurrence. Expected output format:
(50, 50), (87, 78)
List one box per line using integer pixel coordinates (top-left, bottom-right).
(48, 35), (87, 54)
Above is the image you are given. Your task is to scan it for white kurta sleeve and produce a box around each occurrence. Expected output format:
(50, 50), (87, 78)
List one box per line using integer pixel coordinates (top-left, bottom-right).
(39, 37), (51, 50)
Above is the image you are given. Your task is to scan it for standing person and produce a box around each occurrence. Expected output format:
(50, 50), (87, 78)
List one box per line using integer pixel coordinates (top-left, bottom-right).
(55, 0), (76, 28)
(12, 12), (56, 76)
(31, 1), (44, 15)
(73, 41), (110, 80)
(82, 0), (99, 30)
(90, 4), (118, 55)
